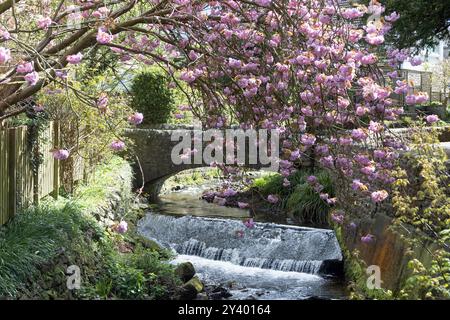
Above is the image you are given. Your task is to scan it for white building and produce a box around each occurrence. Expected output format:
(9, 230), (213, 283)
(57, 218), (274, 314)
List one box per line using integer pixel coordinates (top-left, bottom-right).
(402, 40), (450, 72)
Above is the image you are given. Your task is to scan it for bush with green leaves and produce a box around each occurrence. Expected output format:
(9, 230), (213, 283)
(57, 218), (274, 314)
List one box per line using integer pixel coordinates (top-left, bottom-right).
(252, 170), (334, 226)
(0, 158), (179, 300)
(130, 70), (175, 125)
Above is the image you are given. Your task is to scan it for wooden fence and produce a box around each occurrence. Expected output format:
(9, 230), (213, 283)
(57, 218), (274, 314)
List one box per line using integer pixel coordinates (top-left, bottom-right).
(0, 122), (83, 226)
(393, 69), (448, 107)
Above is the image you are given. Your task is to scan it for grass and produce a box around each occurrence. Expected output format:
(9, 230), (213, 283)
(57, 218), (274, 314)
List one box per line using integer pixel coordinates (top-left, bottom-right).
(252, 170), (334, 226)
(0, 201), (95, 297)
(170, 168), (222, 187)
(0, 157), (180, 299)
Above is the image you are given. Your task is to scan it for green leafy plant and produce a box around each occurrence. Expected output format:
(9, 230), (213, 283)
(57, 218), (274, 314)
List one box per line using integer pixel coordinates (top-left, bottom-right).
(0, 157), (179, 300)
(130, 70), (175, 125)
(391, 124), (450, 299)
(252, 170), (334, 225)
(400, 251), (450, 299)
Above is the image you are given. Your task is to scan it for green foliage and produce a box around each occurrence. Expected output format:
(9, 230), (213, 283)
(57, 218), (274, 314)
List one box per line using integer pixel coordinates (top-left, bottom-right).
(392, 126), (450, 235)
(252, 170), (334, 225)
(81, 46), (121, 83)
(252, 173), (288, 197)
(378, 0), (450, 51)
(79, 243), (179, 300)
(0, 157), (178, 300)
(391, 124), (450, 299)
(130, 69), (175, 125)
(400, 251), (450, 299)
(0, 201), (93, 297)
(37, 70), (133, 192)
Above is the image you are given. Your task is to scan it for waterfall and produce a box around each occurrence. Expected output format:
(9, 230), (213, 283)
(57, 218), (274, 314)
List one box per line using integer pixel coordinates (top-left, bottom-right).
(138, 214), (342, 275)
(175, 238), (323, 274)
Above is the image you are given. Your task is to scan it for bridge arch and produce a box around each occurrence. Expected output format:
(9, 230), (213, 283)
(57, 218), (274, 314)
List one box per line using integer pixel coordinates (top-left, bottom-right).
(126, 125), (274, 198)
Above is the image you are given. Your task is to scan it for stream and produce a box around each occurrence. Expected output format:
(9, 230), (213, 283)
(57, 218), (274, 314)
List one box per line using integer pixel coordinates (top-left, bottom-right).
(138, 180), (348, 300)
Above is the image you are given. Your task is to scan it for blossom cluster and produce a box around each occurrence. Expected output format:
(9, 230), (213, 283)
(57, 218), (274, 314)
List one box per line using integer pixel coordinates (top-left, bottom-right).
(166, 0), (435, 227)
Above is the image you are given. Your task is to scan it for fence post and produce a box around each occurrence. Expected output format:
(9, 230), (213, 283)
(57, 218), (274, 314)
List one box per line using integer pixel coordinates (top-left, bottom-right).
(0, 129), (6, 225)
(53, 121), (60, 199)
(8, 128), (16, 221)
(32, 128), (40, 206)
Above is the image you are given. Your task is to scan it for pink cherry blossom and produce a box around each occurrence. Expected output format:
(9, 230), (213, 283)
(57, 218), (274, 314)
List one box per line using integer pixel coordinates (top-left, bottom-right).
(361, 54), (377, 65)
(97, 28), (113, 44)
(385, 12), (400, 22)
(371, 190), (389, 203)
(361, 234), (375, 243)
(238, 202), (249, 209)
(97, 93), (109, 111)
(66, 53), (83, 64)
(341, 8), (364, 20)
(128, 112), (144, 125)
(222, 188), (237, 197)
(368, 121), (383, 133)
(255, 0), (271, 7)
(410, 56), (422, 66)
(331, 212), (344, 224)
(24, 72), (39, 86)
(110, 140), (126, 151)
(0, 28), (10, 40)
(52, 149), (70, 160)
(37, 17), (52, 30)
(243, 218), (255, 229)
(301, 134), (316, 146)
(16, 62), (34, 73)
(116, 221), (128, 234)
(351, 129), (368, 141)
(365, 33), (384, 46)
(0, 47), (11, 64)
(267, 194), (279, 204)
(352, 179), (366, 192)
(426, 114), (439, 124)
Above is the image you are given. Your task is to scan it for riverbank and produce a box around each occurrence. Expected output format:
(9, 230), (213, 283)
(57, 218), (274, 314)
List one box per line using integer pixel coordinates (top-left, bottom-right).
(0, 157), (182, 299)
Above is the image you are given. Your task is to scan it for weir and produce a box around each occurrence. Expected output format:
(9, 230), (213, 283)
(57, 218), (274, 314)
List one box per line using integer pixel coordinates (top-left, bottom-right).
(138, 214), (342, 275)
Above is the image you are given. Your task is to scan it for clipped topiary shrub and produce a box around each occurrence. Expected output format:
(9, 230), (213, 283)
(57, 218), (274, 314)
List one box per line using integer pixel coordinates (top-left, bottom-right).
(130, 70), (174, 125)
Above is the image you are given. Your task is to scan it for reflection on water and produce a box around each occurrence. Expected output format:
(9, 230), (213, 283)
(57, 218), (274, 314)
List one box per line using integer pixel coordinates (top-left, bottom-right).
(155, 184), (250, 219)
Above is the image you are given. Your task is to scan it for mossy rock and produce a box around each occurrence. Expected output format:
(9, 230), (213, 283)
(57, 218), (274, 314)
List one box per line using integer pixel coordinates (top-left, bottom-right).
(184, 276), (204, 293)
(137, 236), (163, 251)
(175, 262), (196, 283)
(177, 276), (204, 300)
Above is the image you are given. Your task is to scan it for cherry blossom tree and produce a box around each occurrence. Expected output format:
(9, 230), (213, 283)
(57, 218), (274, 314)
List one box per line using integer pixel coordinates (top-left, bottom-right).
(0, 0), (201, 120)
(0, 0), (433, 222)
(166, 0), (432, 219)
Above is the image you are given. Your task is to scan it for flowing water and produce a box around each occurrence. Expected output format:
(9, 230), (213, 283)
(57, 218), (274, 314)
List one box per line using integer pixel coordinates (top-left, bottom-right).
(138, 185), (348, 300)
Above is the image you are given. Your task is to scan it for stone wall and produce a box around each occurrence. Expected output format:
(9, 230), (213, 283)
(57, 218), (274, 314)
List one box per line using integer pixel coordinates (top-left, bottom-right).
(76, 157), (134, 228)
(342, 212), (436, 292)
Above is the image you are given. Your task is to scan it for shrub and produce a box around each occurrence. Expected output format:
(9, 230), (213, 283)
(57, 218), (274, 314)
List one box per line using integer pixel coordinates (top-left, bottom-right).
(0, 201), (92, 297)
(38, 71), (133, 193)
(252, 170), (334, 226)
(130, 70), (175, 125)
(0, 158), (178, 300)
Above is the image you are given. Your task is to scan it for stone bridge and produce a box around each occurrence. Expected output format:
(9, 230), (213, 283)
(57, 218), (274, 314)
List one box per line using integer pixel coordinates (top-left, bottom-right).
(126, 125), (276, 196)
(126, 125), (450, 197)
